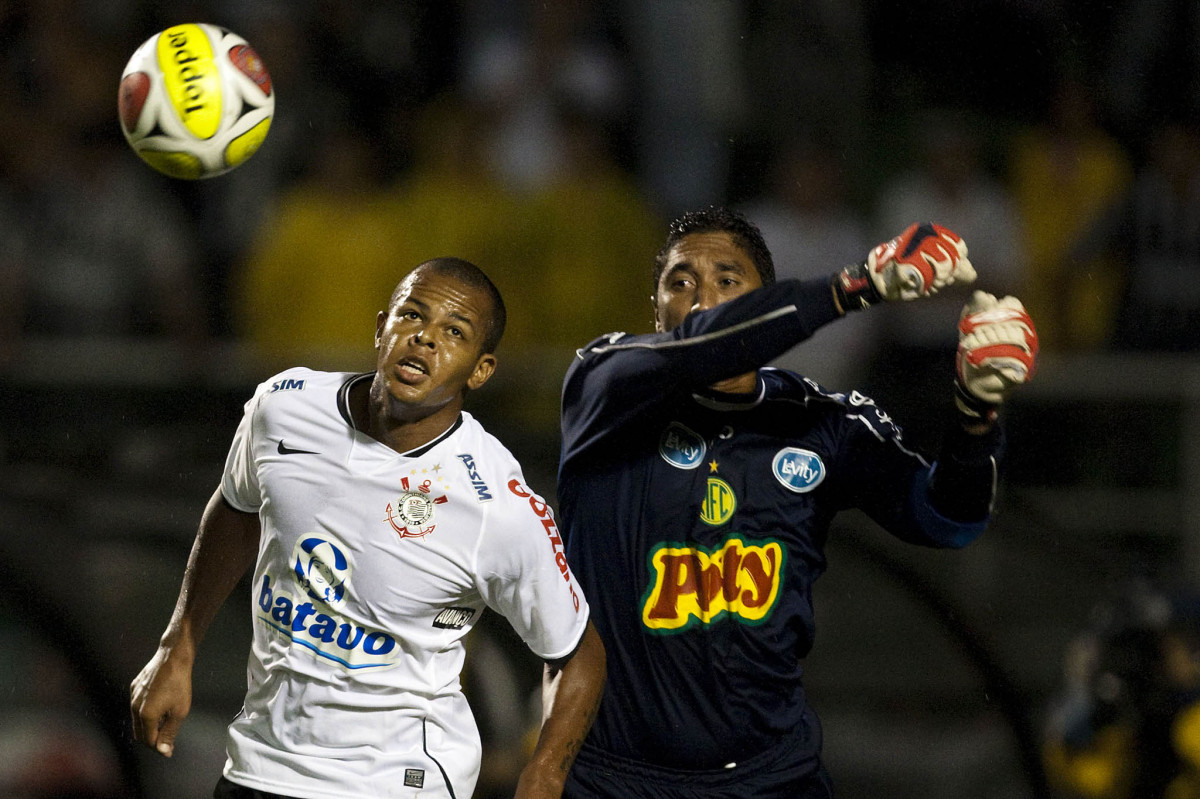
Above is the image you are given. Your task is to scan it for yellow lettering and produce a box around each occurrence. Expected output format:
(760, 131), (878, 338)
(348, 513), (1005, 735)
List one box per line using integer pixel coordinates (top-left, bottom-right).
(641, 538), (784, 632)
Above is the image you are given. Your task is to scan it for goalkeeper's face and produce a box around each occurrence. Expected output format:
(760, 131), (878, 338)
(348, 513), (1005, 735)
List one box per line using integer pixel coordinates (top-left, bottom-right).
(653, 231), (764, 333)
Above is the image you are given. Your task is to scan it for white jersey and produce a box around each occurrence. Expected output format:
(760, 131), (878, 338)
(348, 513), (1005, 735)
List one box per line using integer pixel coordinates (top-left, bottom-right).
(218, 368), (588, 799)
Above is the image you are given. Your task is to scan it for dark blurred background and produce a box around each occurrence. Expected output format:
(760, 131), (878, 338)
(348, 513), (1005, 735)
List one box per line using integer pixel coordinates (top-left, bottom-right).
(2, 1), (1200, 797)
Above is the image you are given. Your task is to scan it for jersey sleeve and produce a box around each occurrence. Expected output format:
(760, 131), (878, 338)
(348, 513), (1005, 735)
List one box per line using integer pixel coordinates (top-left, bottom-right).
(831, 393), (1000, 549)
(474, 475), (589, 661)
(220, 381), (271, 513)
(561, 278), (840, 462)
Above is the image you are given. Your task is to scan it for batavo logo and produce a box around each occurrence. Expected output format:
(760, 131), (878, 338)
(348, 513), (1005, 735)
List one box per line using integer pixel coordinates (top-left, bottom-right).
(255, 533), (400, 669)
(641, 537), (785, 632)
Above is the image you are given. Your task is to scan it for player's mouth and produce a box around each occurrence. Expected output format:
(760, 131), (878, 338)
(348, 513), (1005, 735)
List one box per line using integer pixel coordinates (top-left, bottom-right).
(394, 356), (431, 384)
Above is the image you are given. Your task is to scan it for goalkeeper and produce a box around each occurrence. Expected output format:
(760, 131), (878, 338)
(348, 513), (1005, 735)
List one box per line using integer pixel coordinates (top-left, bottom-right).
(556, 207), (1038, 798)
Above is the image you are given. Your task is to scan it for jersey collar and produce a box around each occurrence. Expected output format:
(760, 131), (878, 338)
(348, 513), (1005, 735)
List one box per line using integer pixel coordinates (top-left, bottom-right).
(691, 374), (766, 411)
(337, 372), (464, 458)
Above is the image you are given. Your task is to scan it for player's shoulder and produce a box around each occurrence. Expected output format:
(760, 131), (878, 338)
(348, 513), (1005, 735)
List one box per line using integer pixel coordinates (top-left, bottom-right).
(762, 367), (902, 437)
(452, 413), (550, 523)
(451, 412), (524, 482)
(249, 368), (357, 415)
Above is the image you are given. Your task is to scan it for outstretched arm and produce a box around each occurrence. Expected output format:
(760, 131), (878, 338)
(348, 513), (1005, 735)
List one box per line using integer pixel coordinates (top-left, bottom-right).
(130, 488), (260, 757)
(515, 621), (606, 799)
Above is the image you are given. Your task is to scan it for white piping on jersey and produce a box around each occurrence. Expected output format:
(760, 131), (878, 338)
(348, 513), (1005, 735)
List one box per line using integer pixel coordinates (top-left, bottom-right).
(577, 306), (798, 358)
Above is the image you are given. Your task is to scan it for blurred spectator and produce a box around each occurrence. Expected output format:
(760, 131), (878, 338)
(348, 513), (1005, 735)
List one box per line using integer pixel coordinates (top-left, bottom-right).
(460, 0), (629, 195)
(232, 126), (406, 370)
(740, 135), (875, 389)
(741, 0), (871, 184)
(1103, 0), (1200, 143)
(1070, 120), (1200, 353)
(520, 105), (662, 348)
(618, 0), (746, 218)
(873, 109), (1026, 348)
(382, 93), (529, 332)
(868, 110), (1025, 446)
(5, 124), (210, 357)
(1044, 579), (1200, 798)
(1010, 71), (1133, 351)
(0, 5), (211, 363)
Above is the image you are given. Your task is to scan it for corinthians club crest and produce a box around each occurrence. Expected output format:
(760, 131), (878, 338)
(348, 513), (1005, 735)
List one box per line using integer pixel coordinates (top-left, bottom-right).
(385, 476), (448, 539)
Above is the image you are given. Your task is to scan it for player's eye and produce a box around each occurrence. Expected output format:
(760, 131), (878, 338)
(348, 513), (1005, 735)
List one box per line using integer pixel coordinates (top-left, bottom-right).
(401, 309), (421, 321)
(448, 326), (464, 338)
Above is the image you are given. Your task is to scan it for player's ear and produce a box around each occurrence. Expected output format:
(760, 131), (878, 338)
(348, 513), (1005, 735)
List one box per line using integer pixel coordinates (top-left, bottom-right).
(374, 310), (387, 347)
(467, 353), (497, 391)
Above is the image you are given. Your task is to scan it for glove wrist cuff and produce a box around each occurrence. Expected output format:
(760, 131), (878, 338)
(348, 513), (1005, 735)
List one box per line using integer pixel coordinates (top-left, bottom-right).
(954, 380), (998, 425)
(832, 261), (882, 313)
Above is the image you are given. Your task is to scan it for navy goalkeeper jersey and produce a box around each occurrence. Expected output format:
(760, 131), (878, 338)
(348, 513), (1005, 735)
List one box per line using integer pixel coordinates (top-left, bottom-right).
(558, 278), (1001, 772)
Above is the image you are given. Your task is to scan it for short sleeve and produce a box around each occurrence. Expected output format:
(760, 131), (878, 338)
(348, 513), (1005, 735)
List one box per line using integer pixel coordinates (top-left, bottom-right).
(220, 385), (268, 513)
(475, 476), (589, 661)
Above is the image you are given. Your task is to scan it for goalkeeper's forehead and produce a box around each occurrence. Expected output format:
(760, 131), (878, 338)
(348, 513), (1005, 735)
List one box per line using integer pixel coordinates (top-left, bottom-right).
(663, 231), (761, 276)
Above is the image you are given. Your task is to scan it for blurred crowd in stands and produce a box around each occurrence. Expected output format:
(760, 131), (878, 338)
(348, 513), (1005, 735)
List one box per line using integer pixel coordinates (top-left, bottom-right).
(3, 1), (1200, 797)
(1, 0), (1198, 385)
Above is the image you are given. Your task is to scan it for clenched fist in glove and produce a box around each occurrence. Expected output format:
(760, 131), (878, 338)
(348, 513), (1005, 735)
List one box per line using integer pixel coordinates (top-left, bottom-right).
(955, 291), (1038, 423)
(834, 222), (977, 311)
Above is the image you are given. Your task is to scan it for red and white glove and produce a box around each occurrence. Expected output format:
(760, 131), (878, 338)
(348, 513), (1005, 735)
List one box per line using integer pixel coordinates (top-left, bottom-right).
(834, 222), (976, 311)
(955, 291), (1038, 422)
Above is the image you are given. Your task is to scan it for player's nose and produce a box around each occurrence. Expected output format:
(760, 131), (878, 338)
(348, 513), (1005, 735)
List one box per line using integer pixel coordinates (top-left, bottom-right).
(691, 281), (720, 313)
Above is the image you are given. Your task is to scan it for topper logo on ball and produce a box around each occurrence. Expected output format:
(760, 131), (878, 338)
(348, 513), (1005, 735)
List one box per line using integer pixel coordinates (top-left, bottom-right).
(157, 24), (220, 139)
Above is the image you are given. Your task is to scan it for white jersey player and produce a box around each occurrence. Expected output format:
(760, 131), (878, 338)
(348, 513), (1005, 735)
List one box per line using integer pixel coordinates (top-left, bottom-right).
(131, 258), (606, 799)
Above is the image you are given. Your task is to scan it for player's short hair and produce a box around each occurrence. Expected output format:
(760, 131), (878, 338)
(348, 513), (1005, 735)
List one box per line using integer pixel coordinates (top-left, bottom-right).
(393, 257), (507, 354)
(652, 207), (776, 292)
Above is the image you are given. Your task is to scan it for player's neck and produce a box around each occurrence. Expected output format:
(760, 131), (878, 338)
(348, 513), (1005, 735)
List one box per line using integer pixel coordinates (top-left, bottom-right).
(708, 371), (758, 395)
(351, 379), (463, 455)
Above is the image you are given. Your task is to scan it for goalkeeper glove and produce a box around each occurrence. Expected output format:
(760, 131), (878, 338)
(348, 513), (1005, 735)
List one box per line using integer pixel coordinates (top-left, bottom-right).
(834, 222), (976, 311)
(955, 291), (1038, 423)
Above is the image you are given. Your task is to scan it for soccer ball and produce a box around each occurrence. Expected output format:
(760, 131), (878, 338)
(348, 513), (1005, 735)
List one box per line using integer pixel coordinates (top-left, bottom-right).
(118, 23), (274, 179)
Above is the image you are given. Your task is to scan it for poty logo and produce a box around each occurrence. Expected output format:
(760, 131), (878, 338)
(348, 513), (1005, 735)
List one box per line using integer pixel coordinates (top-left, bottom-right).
(270, 378), (306, 392)
(772, 448), (826, 493)
(659, 422), (706, 470)
(456, 453), (493, 502)
(641, 537), (785, 632)
(254, 533), (399, 669)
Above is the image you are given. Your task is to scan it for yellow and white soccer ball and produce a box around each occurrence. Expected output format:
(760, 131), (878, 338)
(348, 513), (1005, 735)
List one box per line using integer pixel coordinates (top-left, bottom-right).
(118, 23), (274, 180)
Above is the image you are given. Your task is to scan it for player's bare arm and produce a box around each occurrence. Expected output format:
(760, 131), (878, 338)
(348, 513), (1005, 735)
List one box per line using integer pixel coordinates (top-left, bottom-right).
(516, 621), (606, 799)
(130, 488), (260, 757)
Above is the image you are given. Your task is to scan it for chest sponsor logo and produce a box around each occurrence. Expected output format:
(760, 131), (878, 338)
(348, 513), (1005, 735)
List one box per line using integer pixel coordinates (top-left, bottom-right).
(270, 377), (306, 392)
(659, 422), (706, 470)
(700, 477), (736, 526)
(385, 476), (448, 539)
(254, 533), (399, 669)
(456, 453), (493, 502)
(772, 448), (826, 493)
(509, 479), (581, 612)
(641, 537), (785, 632)
(433, 607), (476, 630)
